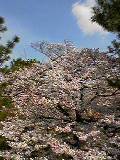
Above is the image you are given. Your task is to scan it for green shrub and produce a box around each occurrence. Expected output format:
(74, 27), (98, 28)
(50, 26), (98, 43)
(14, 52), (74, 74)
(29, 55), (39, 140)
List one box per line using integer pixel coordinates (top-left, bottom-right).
(0, 96), (13, 108)
(0, 82), (13, 109)
(0, 66), (10, 74)
(0, 82), (9, 94)
(0, 156), (4, 160)
(107, 78), (120, 89)
(0, 82), (14, 121)
(0, 95), (13, 108)
(0, 135), (10, 150)
(0, 111), (8, 121)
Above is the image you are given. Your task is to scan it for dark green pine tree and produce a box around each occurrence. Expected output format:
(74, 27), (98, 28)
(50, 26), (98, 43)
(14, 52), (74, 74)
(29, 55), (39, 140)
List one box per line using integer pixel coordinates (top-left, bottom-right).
(92, 0), (120, 33)
(0, 16), (20, 67)
(91, 0), (120, 89)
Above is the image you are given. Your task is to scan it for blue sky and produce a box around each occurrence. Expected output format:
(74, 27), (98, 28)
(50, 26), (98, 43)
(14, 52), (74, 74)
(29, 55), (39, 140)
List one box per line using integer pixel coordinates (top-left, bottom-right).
(0, 0), (115, 61)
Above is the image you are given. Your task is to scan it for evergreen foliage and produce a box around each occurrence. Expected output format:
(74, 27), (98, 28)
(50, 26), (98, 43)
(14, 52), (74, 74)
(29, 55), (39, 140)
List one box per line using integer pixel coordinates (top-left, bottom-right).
(107, 78), (120, 89)
(92, 0), (120, 58)
(10, 58), (40, 72)
(0, 135), (10, 150)
(0, 16), (19, 67)
(1, 58), (40, 74)
(92, 0), (120, 33)
(91, 0), (120, 88)
(0, 82), (14, 121)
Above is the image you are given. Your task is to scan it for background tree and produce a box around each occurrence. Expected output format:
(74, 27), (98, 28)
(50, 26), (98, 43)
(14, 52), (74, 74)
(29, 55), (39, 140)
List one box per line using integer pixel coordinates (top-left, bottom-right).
(0, 16), (19, 68)
(92, 0), (120, 58)
(0, 17), (20, 122)
(91, 0), (120, 88)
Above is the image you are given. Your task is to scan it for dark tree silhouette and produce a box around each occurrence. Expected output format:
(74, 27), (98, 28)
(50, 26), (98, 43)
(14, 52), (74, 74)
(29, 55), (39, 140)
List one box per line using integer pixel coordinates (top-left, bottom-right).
(91, 0), (120, 88)
(0, 16), (19, 67)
